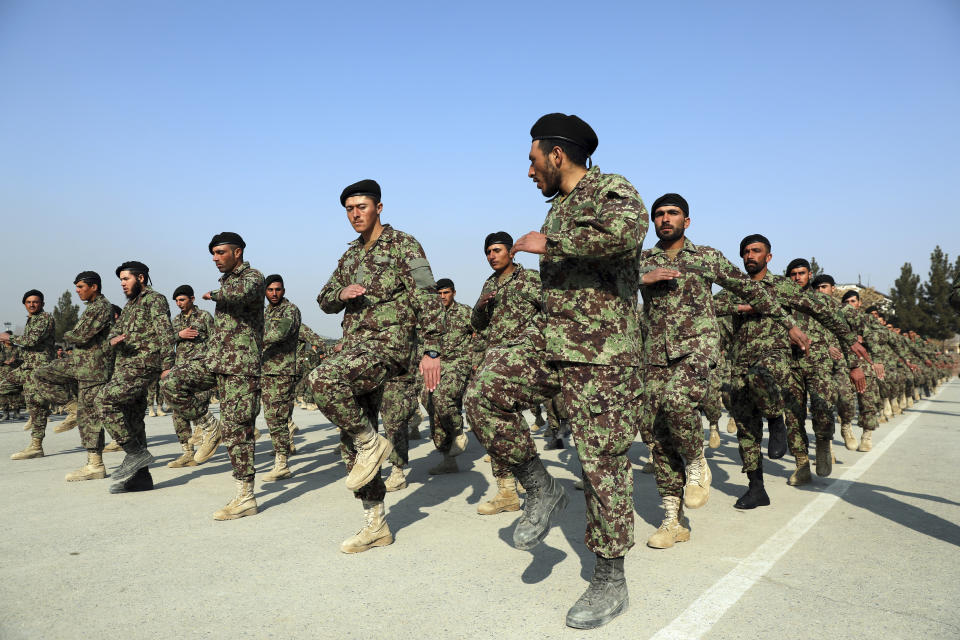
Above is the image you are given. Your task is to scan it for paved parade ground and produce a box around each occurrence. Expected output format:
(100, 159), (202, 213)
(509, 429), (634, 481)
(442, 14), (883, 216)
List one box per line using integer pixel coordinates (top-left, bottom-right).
(2, 380), (958, 640)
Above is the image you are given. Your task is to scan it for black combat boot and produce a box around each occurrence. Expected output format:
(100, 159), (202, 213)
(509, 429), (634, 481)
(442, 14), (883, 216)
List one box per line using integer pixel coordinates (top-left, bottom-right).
(112, 440), (154, 483)
(544, 436), (565, 450)
(109, 467), (154, 493)
(767, 414), (787, 460)
(735, 464), (770, 509)
(566, 555), (629, 629)
(511, 455), (568, 550)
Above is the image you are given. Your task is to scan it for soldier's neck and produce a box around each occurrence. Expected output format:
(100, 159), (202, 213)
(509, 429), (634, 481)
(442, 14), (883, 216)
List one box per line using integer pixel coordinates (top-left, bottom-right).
(559, 166), (589, 197)
(495, 262), (516, 281)
(750, 267), (768, 282)
(658, 234), (685, 252)
(362, 222), (385, 250)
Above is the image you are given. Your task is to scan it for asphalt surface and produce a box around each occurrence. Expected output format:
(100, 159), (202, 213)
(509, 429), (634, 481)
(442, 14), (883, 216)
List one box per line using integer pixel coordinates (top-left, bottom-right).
(1, 379), (958, 640)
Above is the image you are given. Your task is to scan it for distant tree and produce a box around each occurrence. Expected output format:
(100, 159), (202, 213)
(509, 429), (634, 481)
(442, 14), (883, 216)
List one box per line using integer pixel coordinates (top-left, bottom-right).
(920, 246), (959, 339)
(52, 290), (79, 344)
(889, 262), (926, 332)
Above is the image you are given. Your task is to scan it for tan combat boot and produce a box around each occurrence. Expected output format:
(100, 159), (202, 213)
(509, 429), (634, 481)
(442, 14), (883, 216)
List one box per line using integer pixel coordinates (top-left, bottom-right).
(857, 429), (873, 452)
(305, 402), (318, 411)
(641, 460), (654, 474)
(11, 438), (43, 460)
(707, 423), (721, 449)
(22, 415), (34, 431)
(262, 453), (291, 482)
(340, 500), (393, 553)
(646, 495), (690, 549)
(252, 426), (261, 441)
(726, 416), (738, 434)
(167, 442), (198, 468)
(66, 452), (107, 481)
(448, 430), (468, 457)
(788, 453), (812, 486)
(345, 425), (393, 491)
(188, 424), (203, 446)
(840, 423), (857, 450)
(815, 437), (833, 477)
(212, 478), (257, 520)
(482, 454), (491, 463)
(878, 412), (888, 424)
(54, 400), (79, 433)
(194, 414), (223, 464)
(149, 407), (157, 417)
(103, 440), (122, 453)
(883, 398), (893, 419)
(288, 420), (299, 436)
(477, 476), (521, 515)
(156, 406), (167, 417)
(683, 451), (711, 509)
(384, 464), (406, 491)
(429, 454), (459, 475)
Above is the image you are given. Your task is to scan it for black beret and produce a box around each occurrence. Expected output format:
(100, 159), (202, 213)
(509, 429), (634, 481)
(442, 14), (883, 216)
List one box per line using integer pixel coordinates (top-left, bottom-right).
(739, 234), (771, 256)
(340, 179), (381, 206)
(115, 261), (149, 278)
(530, 113), (598, 156)
(436, 278), (455, 291)
(786, 258), (811, 274)
(209, 232), (246, 253)
(73, 271), (101, 289)
(651, 193), (689, 217)
(841, 290), (860, 302)
(22, 289), (43, 304)
(265, 274), (284, 288)
(172, 285), (194, 299)
(810, 274), (835, 288)
(484, 231), (513, 251)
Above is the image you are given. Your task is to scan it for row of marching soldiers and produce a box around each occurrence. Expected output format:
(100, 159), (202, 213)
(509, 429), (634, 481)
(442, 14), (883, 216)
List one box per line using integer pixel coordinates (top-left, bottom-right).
(2, 112), (958, 631)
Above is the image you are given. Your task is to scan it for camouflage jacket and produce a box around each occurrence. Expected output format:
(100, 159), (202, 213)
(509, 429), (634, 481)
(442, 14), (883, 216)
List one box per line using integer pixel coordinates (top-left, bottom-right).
(207, 261), (265, 376)
(440, 301), (473, 366)
(262, 297), (302, 376)
(639, 237), (782, 367)
(0, 342), (21, 369)
(539, 166), (647, 365)
(298, 323), (325, 349)
(173, 306), (214, 364)
(63, 293), (115, 383)
(318, 224), (444, 369)
(11, 312), (56, 370)
(788, 290), (861, 371)
(471, 264), (543, 356)
(716, 272), (855, 369)
(110, 286), (175, 371)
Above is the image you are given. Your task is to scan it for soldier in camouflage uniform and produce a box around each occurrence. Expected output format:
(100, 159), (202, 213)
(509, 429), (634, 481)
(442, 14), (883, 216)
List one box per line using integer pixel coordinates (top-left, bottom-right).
(97, 262), (176, 493)
(421, 278), (472, 477)
(2, 290), (56, 460)
(309, 179), (445, 554)
(639, 194), (782, 549)
(32, 272), (115, 480)
(470, 231), (543, 515)
(259, 274), (301, 481)
(463, 114), (644, 629)
(162, 232), (265, 520)
(295, 324), (325, 412)
(811, 275), (860, 441)
(0, 333), (23, 420)
(839, 290), (889, 451)
(379, 347), (422, 492)
(166, 284), (214, 467)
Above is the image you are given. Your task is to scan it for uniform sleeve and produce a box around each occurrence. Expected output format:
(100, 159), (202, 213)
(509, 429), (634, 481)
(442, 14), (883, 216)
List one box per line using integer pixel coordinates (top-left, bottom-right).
(398, 236), (445, 354)
(13, 315), (53, 348)
(318, 254), (351, 314)
(210, 268), (264, 307)
(712, 290), (739, 317)
(709, 250), (783, 318)
(545, 181), (647, 259)
(298, 324), (324, 348)
(149, 295), (176, 370)
(470, 280), (496, 332)
(263, 303), (301, 346)
(779, 281), (858, 361)
(64, 300), (112, 346)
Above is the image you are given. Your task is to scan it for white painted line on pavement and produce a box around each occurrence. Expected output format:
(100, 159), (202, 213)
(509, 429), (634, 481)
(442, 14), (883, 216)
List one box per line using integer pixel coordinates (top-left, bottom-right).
(650, 390), (940, 640)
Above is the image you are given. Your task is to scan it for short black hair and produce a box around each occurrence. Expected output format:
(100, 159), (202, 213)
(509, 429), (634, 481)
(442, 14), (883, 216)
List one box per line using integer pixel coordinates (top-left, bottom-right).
(811, 274), (835, 288)
(841, 290), (860, 303)
(436, 278), (455, 291)
(786, 258), (811, 274)
(115, 261), (152, 285)
(739, 234), (771, 256)
(537, 138), (590, 168)
(74, 271), (102, 291)
(265, 274), (284, 288)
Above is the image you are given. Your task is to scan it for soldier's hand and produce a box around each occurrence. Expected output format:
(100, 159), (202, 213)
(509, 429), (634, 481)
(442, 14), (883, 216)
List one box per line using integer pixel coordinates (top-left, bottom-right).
(511, 231), (547, 256)
(788, 326), (811, 352)
(873, 362), (885, 380)
(849, 366), (867, 393)
(160, 369), (171, 380)
(850, 342), (872, 363)
(419, 355), (441, 391)
(641, 267), (681, 285)
(737, 304), (755, 314)
(110, 334), (126, 346)
(178, 328), (199, 340)
(202, 291), (213, 300)
(828, 346), (843, 360)
(339, 284), (367, 301)
(476, 291), (496, 309)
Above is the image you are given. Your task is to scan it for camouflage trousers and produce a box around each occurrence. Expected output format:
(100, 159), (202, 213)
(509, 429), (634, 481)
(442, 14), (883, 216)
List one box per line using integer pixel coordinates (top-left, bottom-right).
(161, 361), (260, 480)
(170, 388), (212, 444)
(833, 364), (857, 425)
(307, 345), (403, 502)
(730, 352), (790, 473)
(856, 368), (880, 431)
(261, 374), (297, 456)
(463, 329), (642, 559)
(97, 365), (158, 450)
(381, 370), (419, 467)
(544, 393), (568, 439)
(640, 353), (713, 499)
(147, 380), (163, 409)
(0, 366), (51, 438)
(424, 360), (471, 454)
(784, 363), (836, 456)
(33, 358), (105, 451)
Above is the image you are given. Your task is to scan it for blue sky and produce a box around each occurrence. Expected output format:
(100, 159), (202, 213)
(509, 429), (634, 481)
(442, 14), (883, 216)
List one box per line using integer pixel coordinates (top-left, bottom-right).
(1, 1), (958, 336)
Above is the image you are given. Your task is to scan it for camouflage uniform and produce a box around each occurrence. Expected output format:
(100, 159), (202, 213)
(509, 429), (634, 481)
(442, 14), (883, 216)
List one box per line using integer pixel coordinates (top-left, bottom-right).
(639, 238), (781, 498)
(470, 263), (543, 479)
(169, 306), (214, 443)
(0, 311), (56, 439)
(295, 324), (325, 401)
(381, 350), (421, 466)
(839, 304), (881, 430)
(464, 166), (647, 558)
(425, 301), (473, 454)
(98, 286), (175, 448)
(309, 224), (444, 501)
(261, 297), (301, 456)
(162, 262), (265, 480)
(33, 293), (115, 450)
(0, 342), (22, 414)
